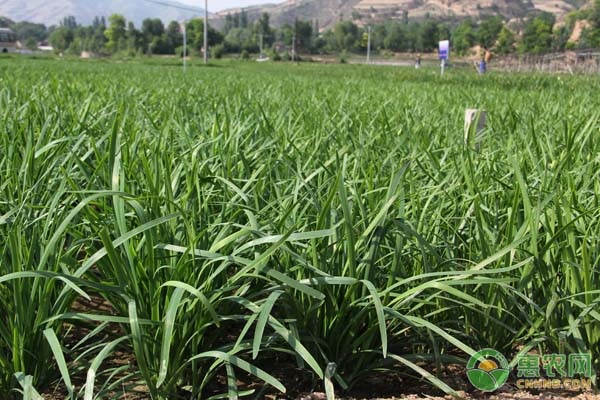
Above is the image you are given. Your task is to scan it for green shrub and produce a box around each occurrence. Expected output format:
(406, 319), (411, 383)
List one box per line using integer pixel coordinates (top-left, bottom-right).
(339, 50), (348, 63)
(212, 44), (226, 59)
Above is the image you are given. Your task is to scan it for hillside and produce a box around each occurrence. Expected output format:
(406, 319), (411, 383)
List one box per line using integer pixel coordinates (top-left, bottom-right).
(0, 0), (205, 27)
(2, 0), (591, 31)
(214, 0), (590, 30)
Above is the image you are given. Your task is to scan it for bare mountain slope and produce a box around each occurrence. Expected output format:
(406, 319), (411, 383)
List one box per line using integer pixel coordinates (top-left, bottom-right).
(2, 0), (591, 31)
(215, 0), (589, 30)
(0, 0), (204, 27)
(216, 0), (362, 31)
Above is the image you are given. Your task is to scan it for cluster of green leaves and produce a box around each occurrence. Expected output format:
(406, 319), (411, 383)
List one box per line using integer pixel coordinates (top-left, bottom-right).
(0, 58), (599, 399)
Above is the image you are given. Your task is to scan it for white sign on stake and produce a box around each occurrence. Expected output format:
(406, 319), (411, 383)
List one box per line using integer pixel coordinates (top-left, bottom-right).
(439, 40), (449, 75)
(464, 109), (487, 150)
(180, 21), (187, 73)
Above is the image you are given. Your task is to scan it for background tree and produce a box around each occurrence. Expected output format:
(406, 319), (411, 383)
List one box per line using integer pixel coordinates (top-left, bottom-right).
(240, 10), (249, 28)
(92, 16), (106, 28)
(66, 26), (90, 55)
(24, 37), (38, 50)
(519, 14), (554, 54)
(224, 27), (255, 53)
(437, 23), (451, 41)
(256, 12), (272, 46)
(10, 6), (596, 58)
(224, 14), (234, 34)
(0, 17), (14, 28)
(294, 18), (313, 52)
(89, 16), (107, 53)
(141, 18), (165, 54)
(277, 23), (293, 45)
(371, 23), (386, 50)
(452, 19), (475, 55)
(126, 22), (143, 54)
(580, 0), (600, 47)
(404, 22), (421, 51)
(383, 22), (407, 52)
(333, 20), (360, 51)
(418, 20), (438, 51)
(591, 0), (600, 29)
(48, 26), (73, 53)
(495, 26), (515, 54)
(104, 14), (127, 54)
(12, 21), (48, 45)
(186, 19), (224, 54)
(577, 27), (600, 48)
(61, 16), (78, 30)
(165, 21), (183, 54)
(552, 24), (571, 51)
(476, 16), (503, 48)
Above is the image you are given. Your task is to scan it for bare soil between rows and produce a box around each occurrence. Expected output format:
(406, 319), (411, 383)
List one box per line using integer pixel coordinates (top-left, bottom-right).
(41, 360), (600, 400)
(39, 295), (598, 400)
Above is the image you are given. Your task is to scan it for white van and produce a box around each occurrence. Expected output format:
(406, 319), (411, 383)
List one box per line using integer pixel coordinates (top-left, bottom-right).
(0, 28), (17, 53)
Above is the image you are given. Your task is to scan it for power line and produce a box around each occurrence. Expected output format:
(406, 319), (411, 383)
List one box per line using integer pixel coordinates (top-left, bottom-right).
(139, 0), (210, 65)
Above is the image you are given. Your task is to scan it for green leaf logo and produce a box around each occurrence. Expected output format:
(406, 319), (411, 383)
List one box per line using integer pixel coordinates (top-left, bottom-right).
(466, 349), (510, 392)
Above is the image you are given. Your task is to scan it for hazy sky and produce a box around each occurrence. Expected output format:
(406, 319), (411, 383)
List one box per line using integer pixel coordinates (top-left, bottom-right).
(178, 0), (286, 12)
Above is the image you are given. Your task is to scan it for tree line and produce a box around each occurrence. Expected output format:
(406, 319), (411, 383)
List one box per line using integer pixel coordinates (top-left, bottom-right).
(1, 0), (600, 58)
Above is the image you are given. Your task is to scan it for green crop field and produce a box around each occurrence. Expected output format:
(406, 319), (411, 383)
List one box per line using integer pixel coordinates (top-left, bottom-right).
(0, 57), (599, 399)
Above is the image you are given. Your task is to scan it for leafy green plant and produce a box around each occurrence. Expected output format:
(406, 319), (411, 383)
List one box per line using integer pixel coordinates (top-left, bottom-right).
(1, 57), (599, 399)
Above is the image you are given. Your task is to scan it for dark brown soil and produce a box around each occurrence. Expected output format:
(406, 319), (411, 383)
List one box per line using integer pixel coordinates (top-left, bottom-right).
(39, 295), (598, 400)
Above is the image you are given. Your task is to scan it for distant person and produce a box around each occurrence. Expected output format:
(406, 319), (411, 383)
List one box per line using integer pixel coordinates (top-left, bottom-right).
(484, 49), (493, 64)
(478, 58), (487, 74)
(477, 48), (493, 74)
(415, 54), (422, 69)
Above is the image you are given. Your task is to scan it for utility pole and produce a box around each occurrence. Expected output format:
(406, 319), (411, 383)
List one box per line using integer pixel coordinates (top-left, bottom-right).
(182, 21), (187, 72)
(292, 33), (296, 62)
(259, 33), (264, 58)
(203, 0), (208, 64)
(366, 25), (372, 64)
